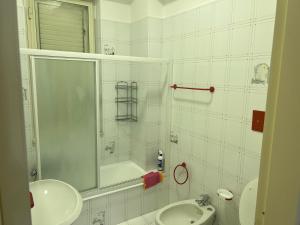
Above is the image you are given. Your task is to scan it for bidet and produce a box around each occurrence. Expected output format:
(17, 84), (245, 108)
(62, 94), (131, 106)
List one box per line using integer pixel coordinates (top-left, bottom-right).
(155, 199), (216, 225)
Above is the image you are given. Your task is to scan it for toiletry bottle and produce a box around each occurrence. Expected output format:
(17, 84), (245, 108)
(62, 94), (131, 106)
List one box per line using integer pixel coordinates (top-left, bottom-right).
(158, 150), (165, 171)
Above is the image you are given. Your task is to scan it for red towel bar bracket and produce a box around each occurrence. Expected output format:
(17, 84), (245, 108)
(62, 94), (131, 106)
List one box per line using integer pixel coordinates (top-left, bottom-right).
(170, 84), (215, 93)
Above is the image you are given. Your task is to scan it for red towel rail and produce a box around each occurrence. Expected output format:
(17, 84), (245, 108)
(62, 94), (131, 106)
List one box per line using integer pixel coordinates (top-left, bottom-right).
(170, 84), (215, 93)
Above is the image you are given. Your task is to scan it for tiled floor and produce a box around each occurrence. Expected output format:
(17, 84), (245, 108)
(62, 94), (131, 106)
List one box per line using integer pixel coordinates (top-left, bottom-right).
(117, 210), (157, 225)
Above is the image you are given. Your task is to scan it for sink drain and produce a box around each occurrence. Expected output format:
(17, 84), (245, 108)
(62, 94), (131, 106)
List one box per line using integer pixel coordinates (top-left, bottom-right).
(190, 220), (195, 224)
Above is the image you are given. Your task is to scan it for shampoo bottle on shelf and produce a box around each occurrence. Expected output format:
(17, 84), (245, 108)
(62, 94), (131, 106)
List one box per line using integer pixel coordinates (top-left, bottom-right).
(157, 150), (165, 172)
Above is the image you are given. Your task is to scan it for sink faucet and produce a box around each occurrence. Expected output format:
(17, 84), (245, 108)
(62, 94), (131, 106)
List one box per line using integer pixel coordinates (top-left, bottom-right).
(196, 194), (210, 206)
(30, 169), (38, 181)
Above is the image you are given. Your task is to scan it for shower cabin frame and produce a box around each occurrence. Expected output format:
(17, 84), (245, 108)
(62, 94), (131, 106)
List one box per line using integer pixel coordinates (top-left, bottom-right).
(21, 48), (170, 197)
(30, 55), (102, 192)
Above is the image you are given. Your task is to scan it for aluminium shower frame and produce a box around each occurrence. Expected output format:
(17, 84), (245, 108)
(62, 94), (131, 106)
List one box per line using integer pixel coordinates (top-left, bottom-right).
(20, 48), (170, 196)
(29, 56), (102, 191)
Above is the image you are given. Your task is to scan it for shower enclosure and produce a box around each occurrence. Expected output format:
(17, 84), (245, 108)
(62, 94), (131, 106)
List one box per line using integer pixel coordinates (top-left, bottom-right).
(31, 57), (100, 192)
(21, 48), (170, 195)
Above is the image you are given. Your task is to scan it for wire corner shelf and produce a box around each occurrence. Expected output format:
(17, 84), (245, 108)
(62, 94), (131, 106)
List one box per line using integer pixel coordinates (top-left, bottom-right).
(115, 81), (138, 122)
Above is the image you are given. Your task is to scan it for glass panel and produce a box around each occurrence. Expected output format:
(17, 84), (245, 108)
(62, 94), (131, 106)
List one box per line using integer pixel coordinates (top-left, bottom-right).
(99, 60), (170, 189)
(34, 58), (97, 192)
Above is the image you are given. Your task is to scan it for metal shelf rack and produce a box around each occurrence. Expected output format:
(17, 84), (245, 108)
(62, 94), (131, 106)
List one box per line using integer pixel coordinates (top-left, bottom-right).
(115, 81), (137, 122)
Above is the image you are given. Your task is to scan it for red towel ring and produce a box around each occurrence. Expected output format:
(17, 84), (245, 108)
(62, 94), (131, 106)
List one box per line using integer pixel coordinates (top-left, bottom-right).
(173, 162), (189, 185)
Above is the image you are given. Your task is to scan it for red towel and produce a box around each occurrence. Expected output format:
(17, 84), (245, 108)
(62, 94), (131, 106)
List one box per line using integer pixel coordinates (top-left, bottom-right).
(143, 171), (163, 189)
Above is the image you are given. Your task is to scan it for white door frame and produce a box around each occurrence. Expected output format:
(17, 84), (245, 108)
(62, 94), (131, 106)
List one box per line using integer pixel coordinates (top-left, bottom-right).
(0, 0), (32, 224)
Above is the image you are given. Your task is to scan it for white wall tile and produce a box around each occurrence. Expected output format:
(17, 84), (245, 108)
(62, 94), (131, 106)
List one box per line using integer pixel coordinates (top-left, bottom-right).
(91, 196), (109, 225)
(72, 207), (90, 225)
(210, 60), (228, 85)
(228, 59), (249, 87)
(109, 192), (126, 225)
(230, 25), (252, 56)
(253, 20), (275, 55)
(244, 124), (264, 155)
(102, 20), (117, 40)
(197, 4), (214, 31)
(226, 91), (245, 119)
(213, 29), (230, 57)
(173, 14), (183, 37)
(242, 154), (261, 181)
(223, 147), (241, 176)
(142, 187), (158, 214)
(125, 188), (142, 220)
(196, 34), (212, 59)
(206, 142), (221, 168)
(255, 0), (277, 19)
(195, 60), (210, 85)
(207, 116), (224, 141)
(182, 8), (197, 35)
(214, 0), (233, 28)
(224, 120), (243, 147)
(183, 36), (197, 59)
(232, 0), (253, 23)
(208, 89), (226, 115)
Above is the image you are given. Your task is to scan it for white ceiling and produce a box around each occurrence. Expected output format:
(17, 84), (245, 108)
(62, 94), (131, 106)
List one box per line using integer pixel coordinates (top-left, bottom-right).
(105, 0), (176, 5)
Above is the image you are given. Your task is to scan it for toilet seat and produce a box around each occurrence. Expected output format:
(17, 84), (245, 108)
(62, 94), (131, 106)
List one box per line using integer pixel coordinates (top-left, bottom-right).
(239, 178), (258, 225)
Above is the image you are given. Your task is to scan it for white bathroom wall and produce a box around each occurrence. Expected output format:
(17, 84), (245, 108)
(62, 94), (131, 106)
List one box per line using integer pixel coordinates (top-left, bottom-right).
(130, 62), (169, 171)
(99, 1), (132, 166)
(100, 1), (165, 168)
(16, 0), (278, 224)
(131, 0), (163, 22)
(92, 0), (132, 167)
(163, 0), (216, 17)
(129, 8), (166, 172)
(79, 2), (170, 224)
(101, 60), (132, 166)
(100, 0), (131, 23)
(73, 181), (169, 225)
(130, 0), (163, 58)
(101, 20), (131, 56)
(130, 17), (163, 58)
(100, 0), (131, 56)
(81, 2), (170, 225)
(163, 0), (276, 224)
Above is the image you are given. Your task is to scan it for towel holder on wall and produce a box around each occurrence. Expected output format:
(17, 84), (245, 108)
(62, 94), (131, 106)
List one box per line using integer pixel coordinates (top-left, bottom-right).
(173, 162), (189, 185)
(170, 84), (215, 93)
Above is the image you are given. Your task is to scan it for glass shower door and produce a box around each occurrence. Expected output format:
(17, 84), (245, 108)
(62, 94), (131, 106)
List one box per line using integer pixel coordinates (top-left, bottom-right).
(32, 57), (99, 192)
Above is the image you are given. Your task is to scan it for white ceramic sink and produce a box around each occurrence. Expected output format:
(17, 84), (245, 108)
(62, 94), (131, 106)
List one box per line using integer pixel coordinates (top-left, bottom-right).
(30, 179), (83, 225)
(156, 200), (216, 225)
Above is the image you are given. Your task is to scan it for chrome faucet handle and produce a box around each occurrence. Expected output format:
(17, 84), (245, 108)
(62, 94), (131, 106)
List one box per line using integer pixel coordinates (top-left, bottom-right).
(105, 141), (115, 154)
(30, 169), (38, 180)
(196, 194), (210, 206)
(199, 194), (209, 201)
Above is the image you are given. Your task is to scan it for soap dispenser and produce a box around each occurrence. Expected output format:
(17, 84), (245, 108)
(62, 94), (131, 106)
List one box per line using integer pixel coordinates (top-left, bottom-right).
(157, 150), (165, 172)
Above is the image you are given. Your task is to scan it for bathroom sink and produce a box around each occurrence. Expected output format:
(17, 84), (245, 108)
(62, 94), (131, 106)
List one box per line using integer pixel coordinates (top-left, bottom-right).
(30, 179), (83, 225)
(156, 200), (216, 225)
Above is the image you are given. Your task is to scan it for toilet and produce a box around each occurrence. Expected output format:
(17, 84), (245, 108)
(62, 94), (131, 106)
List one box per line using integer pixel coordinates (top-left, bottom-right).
(239, 178), (259, 225)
